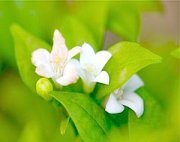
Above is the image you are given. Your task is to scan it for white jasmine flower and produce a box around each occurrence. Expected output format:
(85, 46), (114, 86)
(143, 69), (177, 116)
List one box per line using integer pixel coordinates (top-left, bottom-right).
(105, 74), (144, 117)
(75, 43), (112, 93)
(31, 29), (81, 86)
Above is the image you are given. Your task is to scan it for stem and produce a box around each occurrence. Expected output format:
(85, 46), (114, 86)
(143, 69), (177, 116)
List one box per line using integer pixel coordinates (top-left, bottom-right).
(83, 82), (95, 94)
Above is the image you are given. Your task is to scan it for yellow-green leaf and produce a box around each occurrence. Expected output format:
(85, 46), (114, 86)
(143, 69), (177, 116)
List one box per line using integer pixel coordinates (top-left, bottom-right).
(51, 91), (112, 142)
(96, 42), (162, 99)
(10, 24), (51, 91)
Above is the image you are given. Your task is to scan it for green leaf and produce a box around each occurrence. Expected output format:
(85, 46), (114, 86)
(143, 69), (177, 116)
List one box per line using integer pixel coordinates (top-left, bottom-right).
(134, 0), (163, 12)
(18, 122), (43, 142)
(58, 15), (96, 49)
(75, 1), (108, 50)
(61, 1), (108, 51)
(96, 42), (162, 99)
(128, 88), (165, 140)
(107, 0), (163, 41)
(129, 88), (164, 130)
(108, 2), (140, 41)
(51, 91), (112, 142)
(0, 2), (17, 68)
(10, 24), (51, 92)
(171, 48), (180, 59)
(108, 109), (129, 127)
(0, 60), (5, 73)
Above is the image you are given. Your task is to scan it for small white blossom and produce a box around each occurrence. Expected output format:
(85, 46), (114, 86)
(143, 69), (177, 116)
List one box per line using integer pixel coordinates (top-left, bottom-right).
(74, 43), (112, 93)
(31, 29), (81, 86)
(105, 74), (144, 117)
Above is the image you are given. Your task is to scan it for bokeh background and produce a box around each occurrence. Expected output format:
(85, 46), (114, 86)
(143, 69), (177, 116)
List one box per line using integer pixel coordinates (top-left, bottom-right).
(0, 1), (179, 142)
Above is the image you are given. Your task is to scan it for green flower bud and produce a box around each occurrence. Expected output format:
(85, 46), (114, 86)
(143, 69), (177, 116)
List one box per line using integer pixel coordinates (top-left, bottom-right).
(36, 78), (53, 101)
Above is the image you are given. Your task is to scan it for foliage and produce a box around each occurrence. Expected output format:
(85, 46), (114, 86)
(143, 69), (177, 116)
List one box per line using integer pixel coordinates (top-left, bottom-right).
(0, 1), (179, 142)
(11, 24), (161, 142)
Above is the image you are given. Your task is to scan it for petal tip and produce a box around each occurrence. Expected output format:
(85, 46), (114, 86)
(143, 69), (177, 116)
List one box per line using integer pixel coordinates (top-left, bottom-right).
(94, 71), (110, 85)
(53, 29), (64, 42)
(54, 29), (60, 35)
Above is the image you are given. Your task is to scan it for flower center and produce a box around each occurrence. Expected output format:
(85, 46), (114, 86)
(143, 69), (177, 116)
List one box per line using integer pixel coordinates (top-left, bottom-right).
(84, 64), (98, 76)
(115, 89), (124, 100)
(53, 56), (61, 64)
(50, 56), (65, 77)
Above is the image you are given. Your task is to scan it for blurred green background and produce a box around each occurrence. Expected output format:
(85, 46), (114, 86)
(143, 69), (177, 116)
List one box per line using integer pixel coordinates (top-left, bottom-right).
(0, 1), (179, 142)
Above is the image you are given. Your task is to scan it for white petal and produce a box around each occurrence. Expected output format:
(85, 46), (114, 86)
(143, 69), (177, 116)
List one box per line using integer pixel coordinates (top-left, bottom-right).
(80, 43), (95, 67)
(68, 46), (81, 59)
(56, 60), (79, 86)
(95, 51), (112, 73)
(35, 64), (53, 78)
(123, 74), (144, 93)
(94, 71), (109, 85)
(119, 92), (144, 117)
(31, 48), (50, 66)
(68, 59), (96, 93)
(51, 29), (68, 61)
(71, 59), (86, 80)
(105, 94), (124, 114)
(69, 59), (94, 83)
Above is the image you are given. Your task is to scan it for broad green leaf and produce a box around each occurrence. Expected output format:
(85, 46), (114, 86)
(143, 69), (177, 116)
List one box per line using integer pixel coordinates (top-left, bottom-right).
(0, 70), (77, 142)
(51, 91), (112, 142)
(0, 2), (16, 68)
(0, 1), (63, 68)
(108, 2), (140, 41)
(18, 122), (43, 142)
(171, 48), (180, 59)
(128, 88), (166, 141)
(62, 1), (108, 51)
(96, 42), (162, 99)
(107, 0), (163, 41)
(107, 109), (128, 127)
(129, 88), (164, 130)
(10, 24), (51, 91)
(138, 41), (179, 101)
(75, 1), (108, 50)
(58, 15), (96, 49)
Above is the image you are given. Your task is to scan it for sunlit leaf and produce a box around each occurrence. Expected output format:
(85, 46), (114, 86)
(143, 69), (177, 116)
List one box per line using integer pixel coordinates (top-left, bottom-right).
(51, 91), (112, 142)
(75, 1), (108, 50)
(62, 1), (108, 51)
(108, 2), (140, 41)
(129, 88), (164, 129)
(10, 24), (51, 91)
(107, 0), (163, 41)
(0, 70), (77, 142)
(0, 2), (16, 67)
(96, 42), (162, 99)
(0, 1), (62, 68)
(18, 122), (43, 142)
(171, 48), (180, 59)
(58, 15), (96, 49)
(128, 88), (166, 142)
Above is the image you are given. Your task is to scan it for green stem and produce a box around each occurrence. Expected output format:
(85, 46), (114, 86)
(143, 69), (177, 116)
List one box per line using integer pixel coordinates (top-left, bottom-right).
(83, 82), (95, 94)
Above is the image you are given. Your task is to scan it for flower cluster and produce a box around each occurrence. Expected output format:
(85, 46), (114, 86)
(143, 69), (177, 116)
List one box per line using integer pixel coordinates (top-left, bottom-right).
(32, 29), (144, 117)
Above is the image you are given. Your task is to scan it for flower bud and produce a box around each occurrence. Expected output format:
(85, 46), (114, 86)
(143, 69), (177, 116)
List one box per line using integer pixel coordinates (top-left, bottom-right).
(36, 78), (53, 101)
